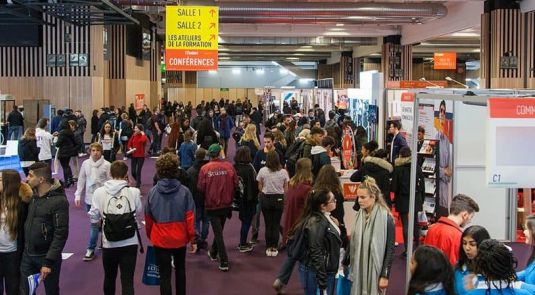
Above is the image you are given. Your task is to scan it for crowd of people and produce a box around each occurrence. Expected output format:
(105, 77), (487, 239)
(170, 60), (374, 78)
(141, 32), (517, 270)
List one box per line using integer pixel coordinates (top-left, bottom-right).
(0, 98), (533, 295)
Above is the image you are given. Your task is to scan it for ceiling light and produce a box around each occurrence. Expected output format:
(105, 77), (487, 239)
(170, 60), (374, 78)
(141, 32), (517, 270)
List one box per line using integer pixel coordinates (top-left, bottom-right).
(323, 32), (350, 36)
(300, 78), (314, 83)
(219, 57), (230, 60)
(281, 86), (296, 89)
(289, 71), (297, 77)
(232, 68), (241, 74)
(451, 32), (480, 37)
(300, 46), (313, 49)
(472, 48), (481, 53)
(209, 70), (217, 74)
(336, 23), (344, 27)
(330, 28), (346, 31)
(271, 61), (280, 66)
(255, 68), (265, 74)
(280, 68), (289, 74)
(287, 57), (299, 60)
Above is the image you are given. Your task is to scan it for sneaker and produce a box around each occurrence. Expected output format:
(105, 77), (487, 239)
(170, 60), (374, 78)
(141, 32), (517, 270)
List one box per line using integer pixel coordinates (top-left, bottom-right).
(249, 237), (258, 244)
(78, 153), (85, 157)
(83, 249), (95, 261)
(273, 279), (286, 295)
(219, 261), (229, 272)
(271, 249), (279, 257)
(238, 244), (254, 253)
(266, 249), (272, 257)
(171, 257), (175, 268)
(207, 250), (218, 262)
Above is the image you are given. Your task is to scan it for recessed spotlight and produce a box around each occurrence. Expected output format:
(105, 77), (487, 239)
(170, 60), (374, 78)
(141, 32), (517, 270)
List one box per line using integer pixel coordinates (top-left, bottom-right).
(336, 23), (344, 27)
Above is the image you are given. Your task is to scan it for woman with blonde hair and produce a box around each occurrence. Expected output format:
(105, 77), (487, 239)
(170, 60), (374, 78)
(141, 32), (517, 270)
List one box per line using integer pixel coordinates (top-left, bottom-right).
(343, 176), (395, 295)
(0, 169), (32, 295)
(239, 124), (260, 160)
(18, 128), (39, 177)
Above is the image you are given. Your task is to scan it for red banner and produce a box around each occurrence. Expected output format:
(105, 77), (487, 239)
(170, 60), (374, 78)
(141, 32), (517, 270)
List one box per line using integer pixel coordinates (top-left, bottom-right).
(434, 52), (457, 70)
(489, 98), (535, 118)
(135, 94), (145, 111)
(166, 49), (218, 71)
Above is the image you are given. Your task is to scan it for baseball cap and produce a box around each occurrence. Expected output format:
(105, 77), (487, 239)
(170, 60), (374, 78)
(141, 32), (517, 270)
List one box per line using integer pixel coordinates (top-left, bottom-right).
(208, 144), (221, 154)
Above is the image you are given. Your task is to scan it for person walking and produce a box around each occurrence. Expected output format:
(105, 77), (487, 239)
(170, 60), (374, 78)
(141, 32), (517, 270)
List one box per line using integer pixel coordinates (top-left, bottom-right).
(197, 144), (238, 271)
(186, 148), (210, 252)
(89, 160), (142, 295)
(257, 150), (289, 257)
(98, 122), (120, 163)
(18, 128), (40, 177)
(55, 120), (78, 188)
(350, 148), (393, 209)
(75, 142), (111, 262)
(215, 107), (234, 157)
(36, 118), (56, 164)
(238, 124), (260, 161)
(75, 110), (87, 156)
(91, 110), (99, 143)
(0, 170), (32, 295)
(126, 124), (148, 188)
(22, 162), (69, 295)
(178, 130), (196, 171)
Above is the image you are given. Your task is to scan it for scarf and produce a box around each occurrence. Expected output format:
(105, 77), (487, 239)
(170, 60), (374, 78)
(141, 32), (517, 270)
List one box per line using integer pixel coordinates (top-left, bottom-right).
(88, 156), (105, 192)
(349, 204), (388, 295)
(221, 114), (228, 130)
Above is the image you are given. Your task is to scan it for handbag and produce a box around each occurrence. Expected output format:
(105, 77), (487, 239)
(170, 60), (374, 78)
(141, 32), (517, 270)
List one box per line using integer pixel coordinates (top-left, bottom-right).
(142, 246), (160, 285)
(336, 268), (353, 295)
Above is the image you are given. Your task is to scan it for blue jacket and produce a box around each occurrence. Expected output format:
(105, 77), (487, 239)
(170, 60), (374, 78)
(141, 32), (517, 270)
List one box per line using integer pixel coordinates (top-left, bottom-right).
(216, 114), (234, 139)
(455, 265), (485, 295)
(467, 286), (531, 295)
(253, 147), (286, 173)
(391, 132), (408, 162)
(518, 260), (535, 285)
(179, 141), (197, 169)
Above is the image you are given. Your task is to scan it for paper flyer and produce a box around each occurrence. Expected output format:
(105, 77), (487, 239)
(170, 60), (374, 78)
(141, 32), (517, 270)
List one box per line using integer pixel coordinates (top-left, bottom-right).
(28, 273), (41, 295)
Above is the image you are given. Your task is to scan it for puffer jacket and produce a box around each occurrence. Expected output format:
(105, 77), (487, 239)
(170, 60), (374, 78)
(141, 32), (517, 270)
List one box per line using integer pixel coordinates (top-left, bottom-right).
(18, 138), (39, 162)
(24, 179), (69, 268)
(301, 212), (342, 290)
(391, 156), (425, 214)
(350, 156), (393, 209)
(197, 159), (239, 210)
(55, 121), (78, 159)
(17, 182), (32, 259)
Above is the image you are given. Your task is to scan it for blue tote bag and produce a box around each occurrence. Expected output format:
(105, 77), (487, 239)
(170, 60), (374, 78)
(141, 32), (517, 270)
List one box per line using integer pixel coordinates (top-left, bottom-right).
(142, 246), (160, 285)
(336, 269), (352, 295)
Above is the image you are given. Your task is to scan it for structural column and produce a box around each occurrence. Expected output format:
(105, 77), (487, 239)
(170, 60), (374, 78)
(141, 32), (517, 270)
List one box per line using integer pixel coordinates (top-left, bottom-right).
(381, 35), (412, 86)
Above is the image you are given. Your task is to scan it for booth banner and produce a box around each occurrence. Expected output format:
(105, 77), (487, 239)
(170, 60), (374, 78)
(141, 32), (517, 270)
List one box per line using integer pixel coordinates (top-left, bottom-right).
(400, 92), (415, 149)
(335, 89), (348, 109)
(343, 183), (360, 200)
(433, 98), (453, 211)
(418, 102), (437, 139)
(135, 94), (145, 111)
(487, 98), (535, 188)
(434, 53), (457, 70)
(342, 126), (356, 169)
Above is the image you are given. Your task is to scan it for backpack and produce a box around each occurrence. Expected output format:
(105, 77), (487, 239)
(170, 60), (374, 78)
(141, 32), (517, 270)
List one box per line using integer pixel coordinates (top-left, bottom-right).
(120, 122), (133, 141)
(145, 117), (154, 130)
(103, 187), (138, 242)
(285, 138), (306, 166)
(236, 104), (243, 113)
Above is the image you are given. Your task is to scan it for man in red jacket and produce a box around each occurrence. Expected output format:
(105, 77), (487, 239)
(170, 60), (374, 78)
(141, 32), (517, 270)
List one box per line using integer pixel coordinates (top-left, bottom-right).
(197, 144), (239, 271)
(424, 194), (480, 265)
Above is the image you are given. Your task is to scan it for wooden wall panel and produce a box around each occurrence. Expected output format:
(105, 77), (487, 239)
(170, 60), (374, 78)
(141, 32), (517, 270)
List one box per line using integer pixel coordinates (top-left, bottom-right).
(481, 13), (491, 88)
(211, 89), (221, 101)
(236, 88), (246, 100)
(108, 79), (126, 107)
(363, 62), (382, 72)
(527, 12), (535, 89)
(195, 89), (204, 106)
(150, 81), (160, 108)
(91, 26), (105, 78)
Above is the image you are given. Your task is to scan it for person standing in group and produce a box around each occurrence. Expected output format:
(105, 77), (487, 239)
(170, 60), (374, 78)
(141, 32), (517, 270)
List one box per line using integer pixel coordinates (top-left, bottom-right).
(127, 124), (148, 189)
(118, 113), (134, 156)
(178, 130), (197, 171)
(391, 146), (425, 258)
(89, 160), (142, 295)
(150, 107), (164, 156)
(0, 170), (32, 295)
(195, 119), (219, 151)
(197, 144), (238, 272)
(128, 103), (138, 125)
(139, 105), (152, 143)
(309, 136), (334, 179)
(91, 110), (100, 143)
(7, 105), (24, 141)
(215, 107), (234, 157)
(18, 128), (40, 177)
(233, 146), (259, 253)
(55, 120), (79, 188)
(407, 245), (455, 295)
(98, 122), (120, 163)
(186, 148), (210, 252)
(75, 142), (111, 262)
(75, 110), (87, 156)
(238, 124), (260, 161)
(22, 162), (69, 295)
(36, 118), (56, 165)
(290, 188), (342, 295)
(257, 150), (289, 257)
(388, 121), (408, 163)
(273, 158), (313, 294)
(454, 226), (491, 295)
(424, 194), (480, 265)
(518, 215), (535, 284)
(343, 176), (395, 295)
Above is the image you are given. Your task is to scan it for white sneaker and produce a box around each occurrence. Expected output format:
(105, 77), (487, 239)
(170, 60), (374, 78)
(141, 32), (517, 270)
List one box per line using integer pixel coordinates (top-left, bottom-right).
(83, 249), (95, 261)
(78, 153), (86, 157)
(271, 249), (279, 257)
(266, 249), (272, 257)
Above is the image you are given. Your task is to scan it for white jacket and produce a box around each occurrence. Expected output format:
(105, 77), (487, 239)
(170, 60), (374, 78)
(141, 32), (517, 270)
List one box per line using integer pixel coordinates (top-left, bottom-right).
(36, 127), (54, 161)
(89, 180), (142, 248)
(75, 156), (111, 204)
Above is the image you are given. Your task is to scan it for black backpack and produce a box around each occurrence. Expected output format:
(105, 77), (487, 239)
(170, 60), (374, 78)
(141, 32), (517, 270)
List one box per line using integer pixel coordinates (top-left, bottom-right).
(103, 187), (143, 252)
(120, 122), (134, 139)
(285, 138), (306, 166)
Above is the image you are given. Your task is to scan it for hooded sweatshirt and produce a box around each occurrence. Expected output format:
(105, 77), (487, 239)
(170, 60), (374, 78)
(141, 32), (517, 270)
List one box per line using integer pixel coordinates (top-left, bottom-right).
(145, 178), (195, 248)
(75, 156), (112, 205)
(36, 127), (54, 161)
(309, 145), (331, 178)
(89, 180), (142, 248)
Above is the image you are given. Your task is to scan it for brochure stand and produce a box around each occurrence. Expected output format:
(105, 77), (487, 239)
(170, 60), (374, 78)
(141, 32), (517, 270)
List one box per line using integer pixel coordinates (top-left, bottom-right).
(418, 139), (440, 224)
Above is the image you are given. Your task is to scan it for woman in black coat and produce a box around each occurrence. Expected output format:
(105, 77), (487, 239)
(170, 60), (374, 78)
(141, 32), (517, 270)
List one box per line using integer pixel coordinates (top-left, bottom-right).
(350, 149), (393, 210)
(55, 120), (78, 187)
(18, 128), (40, 177)
(91, 109), (99, 143)
(391, 146), (425, 257)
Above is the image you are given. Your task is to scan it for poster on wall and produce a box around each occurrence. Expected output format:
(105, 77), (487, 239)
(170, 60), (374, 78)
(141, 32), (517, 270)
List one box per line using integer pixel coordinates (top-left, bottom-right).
(135, 94), (145, 111)
(400, 92), (415, 149)
(418, 101), (437, 139)
(335, 89), (348, 110)
(341, 126), (356, 169)
(433, 98), (453, 215)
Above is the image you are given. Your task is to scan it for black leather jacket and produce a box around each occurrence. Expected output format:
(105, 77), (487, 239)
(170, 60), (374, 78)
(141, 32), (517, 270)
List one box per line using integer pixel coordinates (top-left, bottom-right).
(301, 212), (342, 290)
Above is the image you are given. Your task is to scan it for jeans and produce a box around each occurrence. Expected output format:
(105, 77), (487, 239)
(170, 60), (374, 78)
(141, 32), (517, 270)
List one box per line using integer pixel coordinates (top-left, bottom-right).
(0, 251), (20, 295)
(298, 263), (336, 295)
(143, 127), (152, 142)
(20, 252), (62, 295)
(91, 133), (99, 143)
(130, 157), (145, 187)
(7, 126), (22, 140)
(154, 246), (186, 295)
(195, 204), (210, 244)
(277, 255), (297, 285)
(102, 245), (137, 295)
(85, 203), (100, 251)
(261, 194), (284, 248)
(70, 156), (79, 178)
(235, 115), (242, 126)
(400, 211), (420, 252)
(207, 208), (230, 263)
(151, 131), (162, 154)
(59, 157), (72, 183)
(239, 205), (255, 246)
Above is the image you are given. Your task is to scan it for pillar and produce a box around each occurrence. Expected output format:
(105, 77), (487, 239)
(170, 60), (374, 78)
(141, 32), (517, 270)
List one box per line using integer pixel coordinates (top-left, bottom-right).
(381, 35), (412, 86)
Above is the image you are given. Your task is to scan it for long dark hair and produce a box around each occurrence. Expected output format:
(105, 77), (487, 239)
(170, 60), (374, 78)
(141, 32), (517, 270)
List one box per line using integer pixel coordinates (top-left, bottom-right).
(456, 225), (491, 271)
(407, 245), (455, 295)
(475, 239), (518, 290)
(265, 150), (281, 172)
(0, 169), (21, 241)
(196, 119), (215, 143)
(525, 215), (535, 266)
(313, 165), (342, 195)
(287, 188), (331, 237)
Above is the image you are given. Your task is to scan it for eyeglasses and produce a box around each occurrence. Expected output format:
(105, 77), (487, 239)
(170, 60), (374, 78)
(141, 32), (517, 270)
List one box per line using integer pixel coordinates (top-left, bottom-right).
(327, 198), (336, 204)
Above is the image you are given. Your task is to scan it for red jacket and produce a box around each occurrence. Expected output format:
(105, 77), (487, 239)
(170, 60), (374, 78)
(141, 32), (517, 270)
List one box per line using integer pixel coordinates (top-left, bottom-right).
(282, 182), (312, 246)
(424, 217), (463, 265)
(197, 159), (238, 210)
(127, 133), (147, 158)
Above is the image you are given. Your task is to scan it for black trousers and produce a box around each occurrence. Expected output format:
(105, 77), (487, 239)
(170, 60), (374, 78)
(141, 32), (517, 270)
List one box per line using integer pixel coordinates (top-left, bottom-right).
(207, 208), (230, 263)
(130, 157), (145, 187)
(102, 245), (138, 295)
(261, 194), (284, 249)
(58, 157), (72, 182)
(0, 251), (19, 295)
(20, 252), (62, 295)
(154, 246), (186, 295)
(400, 211), (420, 252)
